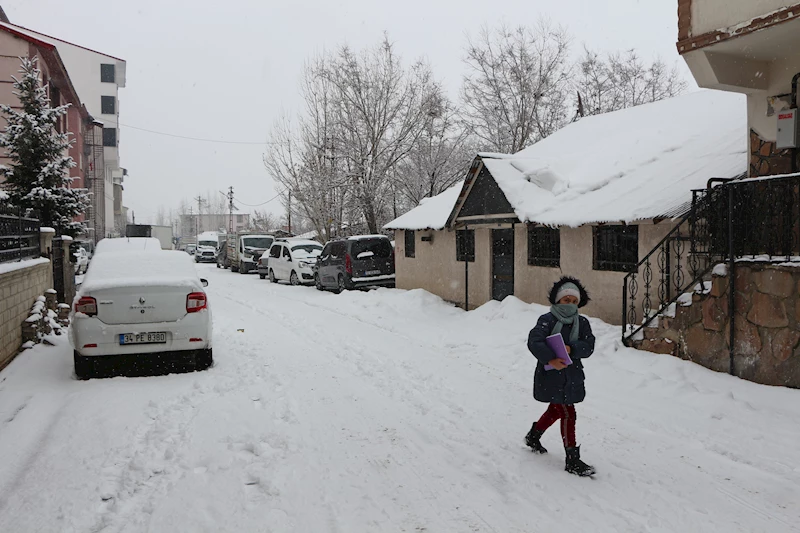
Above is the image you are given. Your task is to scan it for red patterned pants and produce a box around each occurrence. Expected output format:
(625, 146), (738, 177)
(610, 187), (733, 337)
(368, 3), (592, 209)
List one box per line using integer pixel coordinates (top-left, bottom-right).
(536, 403), (577, 448)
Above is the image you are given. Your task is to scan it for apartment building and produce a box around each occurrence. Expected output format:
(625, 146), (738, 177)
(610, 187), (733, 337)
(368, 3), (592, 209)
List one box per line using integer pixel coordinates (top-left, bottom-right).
(4, 21), (127, 237)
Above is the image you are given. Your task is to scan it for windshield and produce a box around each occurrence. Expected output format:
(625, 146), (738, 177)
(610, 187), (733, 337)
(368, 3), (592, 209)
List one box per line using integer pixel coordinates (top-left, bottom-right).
(198, 240), (216, 248)
(243, 237), (273, 249)
(292, 244), (323, 256)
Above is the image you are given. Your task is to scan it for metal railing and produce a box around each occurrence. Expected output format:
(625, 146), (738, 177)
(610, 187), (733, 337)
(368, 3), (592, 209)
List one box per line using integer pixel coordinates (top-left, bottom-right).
(622, 173), (800, 344)
(0, 204), (41, 264)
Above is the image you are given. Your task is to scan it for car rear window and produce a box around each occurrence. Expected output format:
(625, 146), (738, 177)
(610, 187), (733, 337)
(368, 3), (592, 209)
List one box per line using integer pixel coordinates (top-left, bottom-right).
(351, 238), (392, 259)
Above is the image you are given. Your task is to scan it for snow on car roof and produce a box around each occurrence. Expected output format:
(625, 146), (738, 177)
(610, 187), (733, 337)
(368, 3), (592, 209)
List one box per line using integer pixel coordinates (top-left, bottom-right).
(347, 234), (390, 241)
(79, 250), (203, 294)
(286, 239), (322, 247)
(95, 237), (163, 254)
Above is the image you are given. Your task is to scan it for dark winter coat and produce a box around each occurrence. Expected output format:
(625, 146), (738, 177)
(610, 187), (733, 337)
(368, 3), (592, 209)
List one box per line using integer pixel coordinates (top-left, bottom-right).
(528, 312), (595, 404)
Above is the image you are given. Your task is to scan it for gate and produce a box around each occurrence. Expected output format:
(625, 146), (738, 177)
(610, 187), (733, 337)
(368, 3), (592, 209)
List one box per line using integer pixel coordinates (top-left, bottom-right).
(52, 237), (65, 302)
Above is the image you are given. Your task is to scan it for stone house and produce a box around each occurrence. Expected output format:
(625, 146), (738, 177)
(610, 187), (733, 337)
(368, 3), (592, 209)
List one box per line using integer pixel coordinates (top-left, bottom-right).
(385, 91), (747, 325)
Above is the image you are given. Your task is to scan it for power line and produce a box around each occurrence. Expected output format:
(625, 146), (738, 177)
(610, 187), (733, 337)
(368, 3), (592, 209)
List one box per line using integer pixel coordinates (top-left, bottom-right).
(233, 191), (284, 207)
(106, 121), (275, 146)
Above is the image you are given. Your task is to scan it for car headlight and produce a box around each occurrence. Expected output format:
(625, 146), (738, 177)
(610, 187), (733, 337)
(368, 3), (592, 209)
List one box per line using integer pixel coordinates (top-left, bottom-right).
(299, 261), (309, 268)
(244, 252), (253, 259)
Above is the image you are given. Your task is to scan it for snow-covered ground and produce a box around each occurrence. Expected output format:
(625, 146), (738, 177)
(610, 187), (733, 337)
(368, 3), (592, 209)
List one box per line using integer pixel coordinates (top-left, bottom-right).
(0, 264), (798, 532)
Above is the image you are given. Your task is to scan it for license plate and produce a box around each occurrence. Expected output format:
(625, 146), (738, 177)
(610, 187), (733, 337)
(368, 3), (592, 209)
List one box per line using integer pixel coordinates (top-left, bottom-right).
(365, 270), (382, 276)
(119, 332), (167, 345)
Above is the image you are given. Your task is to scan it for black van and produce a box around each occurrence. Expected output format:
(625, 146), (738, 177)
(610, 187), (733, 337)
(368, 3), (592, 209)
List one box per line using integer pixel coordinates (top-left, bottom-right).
(314, 235), (395, 293)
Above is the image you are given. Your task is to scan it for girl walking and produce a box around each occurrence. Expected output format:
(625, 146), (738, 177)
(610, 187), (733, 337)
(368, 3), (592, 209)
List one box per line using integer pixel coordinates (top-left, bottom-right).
(525, 277), (596, 477)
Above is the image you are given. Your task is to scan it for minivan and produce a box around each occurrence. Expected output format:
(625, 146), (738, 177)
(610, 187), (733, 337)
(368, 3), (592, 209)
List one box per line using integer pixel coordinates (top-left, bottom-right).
(314, 235), (395, 293)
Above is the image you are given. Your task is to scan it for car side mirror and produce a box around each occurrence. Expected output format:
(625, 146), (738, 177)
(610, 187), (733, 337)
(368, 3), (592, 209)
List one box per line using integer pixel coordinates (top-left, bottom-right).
(201, 278), (209, 287)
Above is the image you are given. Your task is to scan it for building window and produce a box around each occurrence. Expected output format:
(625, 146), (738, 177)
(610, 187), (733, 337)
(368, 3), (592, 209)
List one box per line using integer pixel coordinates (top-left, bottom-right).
(102, 128), (117, 147)
(101, 96), (116, 115)
(101, 64), (115, 83)
(593, 225), (639, 272)
(404, 230), (415, 258)
(528, 226), (560, 267)
(456, 229), (475, 262)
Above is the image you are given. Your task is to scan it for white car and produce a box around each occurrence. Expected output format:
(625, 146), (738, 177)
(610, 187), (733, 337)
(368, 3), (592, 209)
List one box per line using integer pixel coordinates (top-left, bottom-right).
(73, 247), (90, 274)
(267, 238), (323, 285)
(70, 245), (213, 379)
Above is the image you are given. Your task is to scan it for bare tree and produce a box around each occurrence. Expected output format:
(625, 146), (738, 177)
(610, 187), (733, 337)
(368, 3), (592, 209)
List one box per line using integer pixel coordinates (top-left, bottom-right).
(461, 21), (572, 153)
(322, 37), (437, 233)
(576, 47), (687, 117)
(395, 88), (473, 209)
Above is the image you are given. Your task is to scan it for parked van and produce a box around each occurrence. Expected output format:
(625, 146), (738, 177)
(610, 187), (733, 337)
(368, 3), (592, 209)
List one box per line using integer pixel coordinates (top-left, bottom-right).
(314, 235), (395, 292)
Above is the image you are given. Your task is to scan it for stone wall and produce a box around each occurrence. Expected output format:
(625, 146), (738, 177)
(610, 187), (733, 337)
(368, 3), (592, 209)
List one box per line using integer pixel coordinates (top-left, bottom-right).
(639, 263), (800, 388)
(0, 259), (53, 369)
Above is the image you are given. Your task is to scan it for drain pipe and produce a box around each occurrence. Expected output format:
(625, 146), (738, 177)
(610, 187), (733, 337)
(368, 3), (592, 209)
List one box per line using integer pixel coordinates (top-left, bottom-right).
(792, 72), (800, 173)
(464, 225), (469, 311)
(728, 184), (736, 376)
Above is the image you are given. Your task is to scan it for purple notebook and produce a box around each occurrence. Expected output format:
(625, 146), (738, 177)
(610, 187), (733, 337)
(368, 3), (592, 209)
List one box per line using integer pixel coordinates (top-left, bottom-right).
(544, 333), (573, 370)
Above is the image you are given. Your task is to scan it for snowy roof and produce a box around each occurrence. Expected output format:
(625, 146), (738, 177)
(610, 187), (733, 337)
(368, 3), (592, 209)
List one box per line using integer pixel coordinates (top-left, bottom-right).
(347, 234), (391, 241)
(385, 90), (747, 230)
(384, 181), (464, 230)
(0, 22), (125, 62)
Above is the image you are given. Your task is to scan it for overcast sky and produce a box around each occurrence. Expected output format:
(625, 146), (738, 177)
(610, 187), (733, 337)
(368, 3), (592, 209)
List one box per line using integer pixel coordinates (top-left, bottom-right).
(4, 0), (692, 223)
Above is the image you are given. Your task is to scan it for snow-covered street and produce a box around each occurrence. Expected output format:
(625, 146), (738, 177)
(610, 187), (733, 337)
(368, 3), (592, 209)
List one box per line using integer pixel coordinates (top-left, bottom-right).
(1, 264), (799, 532)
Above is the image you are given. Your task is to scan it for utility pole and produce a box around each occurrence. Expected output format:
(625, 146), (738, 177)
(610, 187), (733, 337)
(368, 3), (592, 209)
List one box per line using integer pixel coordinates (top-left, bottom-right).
(227, 186), (234, 234)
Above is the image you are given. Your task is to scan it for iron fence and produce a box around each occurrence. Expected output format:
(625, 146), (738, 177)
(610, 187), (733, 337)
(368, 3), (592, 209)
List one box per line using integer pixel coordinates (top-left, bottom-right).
(0, 204), (41, 264)
(622, 174), (800, 344)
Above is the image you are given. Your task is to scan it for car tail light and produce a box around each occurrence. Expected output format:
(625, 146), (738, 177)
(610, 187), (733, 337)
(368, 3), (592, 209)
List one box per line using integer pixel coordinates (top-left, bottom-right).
(258, 257), (263, 266)
(75, 296), (97, 316)
(345, 253), (352, 275)
(186, 292), (207, 313)
(189, 337), (203, 342)
(83, 343), (97, 348)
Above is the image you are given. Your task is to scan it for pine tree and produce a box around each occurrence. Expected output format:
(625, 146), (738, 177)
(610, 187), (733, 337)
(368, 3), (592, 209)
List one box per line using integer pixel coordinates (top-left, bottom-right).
(0, 56), (89, 236)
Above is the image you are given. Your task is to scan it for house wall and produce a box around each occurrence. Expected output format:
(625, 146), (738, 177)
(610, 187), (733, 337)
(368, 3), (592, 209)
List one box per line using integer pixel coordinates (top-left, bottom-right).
(689, 0), (790, 36)
(396, 221), (674, 324)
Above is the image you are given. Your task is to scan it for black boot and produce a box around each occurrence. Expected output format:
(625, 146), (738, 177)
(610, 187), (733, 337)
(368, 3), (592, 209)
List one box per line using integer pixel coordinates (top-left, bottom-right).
(565, 446), (595, 476)
(525, 423), (548, 454)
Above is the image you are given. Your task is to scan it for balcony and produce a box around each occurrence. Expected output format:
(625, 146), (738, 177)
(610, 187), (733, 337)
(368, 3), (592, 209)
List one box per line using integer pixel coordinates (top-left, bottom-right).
(678, 1), (800, 94)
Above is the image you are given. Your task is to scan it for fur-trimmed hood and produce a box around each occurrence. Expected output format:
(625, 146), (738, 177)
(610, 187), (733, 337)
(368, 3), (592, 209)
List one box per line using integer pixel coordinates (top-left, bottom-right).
(548, 276), (591, 308)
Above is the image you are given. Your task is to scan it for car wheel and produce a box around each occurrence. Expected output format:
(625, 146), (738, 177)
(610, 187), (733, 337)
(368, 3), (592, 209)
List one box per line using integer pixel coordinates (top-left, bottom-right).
(269, 269), (276, 283)
(290, 271), (300, 286)
(336, 274), (346, 294)
(259, 273), (266, 279)
(239, 262), (248, 274)
(195, 349), (213, 371)
(231, 264), (239, 272)
(74, 351), (94, 380)
(315, 273), (324, 291)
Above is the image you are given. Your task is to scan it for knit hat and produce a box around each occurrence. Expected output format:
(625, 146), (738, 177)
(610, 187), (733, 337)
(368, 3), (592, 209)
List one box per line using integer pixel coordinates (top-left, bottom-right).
(554, 282), (581, 303)
(548, 277), (591, 307)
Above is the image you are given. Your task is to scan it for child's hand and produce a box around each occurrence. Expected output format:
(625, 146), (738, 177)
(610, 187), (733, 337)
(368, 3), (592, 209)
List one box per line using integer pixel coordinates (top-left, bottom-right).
(565, 346), (572, 354)
(548, 358), (567, 370)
